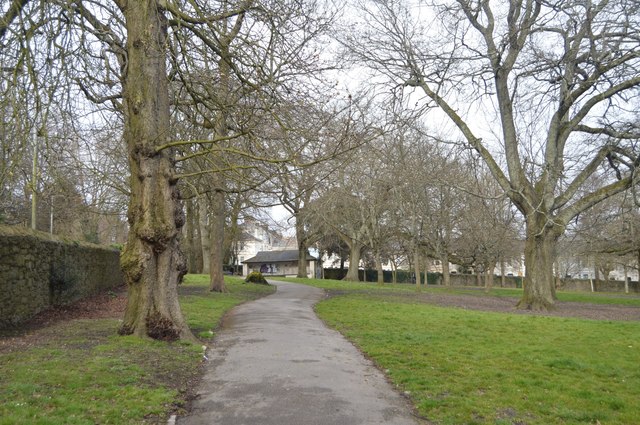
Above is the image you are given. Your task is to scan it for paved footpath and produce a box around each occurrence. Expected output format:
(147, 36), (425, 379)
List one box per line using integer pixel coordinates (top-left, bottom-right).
(177, 281), (423, 425)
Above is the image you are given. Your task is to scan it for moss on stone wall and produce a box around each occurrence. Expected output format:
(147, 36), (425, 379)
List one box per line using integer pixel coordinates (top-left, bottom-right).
(0, 224), (123, 327)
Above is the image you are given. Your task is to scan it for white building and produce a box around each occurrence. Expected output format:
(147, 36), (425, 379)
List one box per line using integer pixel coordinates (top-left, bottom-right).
(234, 219), (296, 268)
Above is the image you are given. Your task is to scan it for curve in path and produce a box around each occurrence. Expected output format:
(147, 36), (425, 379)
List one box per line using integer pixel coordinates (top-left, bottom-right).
(177, 281), (423, 425)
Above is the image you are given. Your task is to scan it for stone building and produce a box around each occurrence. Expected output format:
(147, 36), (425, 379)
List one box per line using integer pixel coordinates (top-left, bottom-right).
(242, 250), (319, 278)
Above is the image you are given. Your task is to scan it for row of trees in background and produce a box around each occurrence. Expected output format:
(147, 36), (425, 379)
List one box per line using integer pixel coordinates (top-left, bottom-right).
(2, 0), (640, 340)
(302, 133), (640, 290)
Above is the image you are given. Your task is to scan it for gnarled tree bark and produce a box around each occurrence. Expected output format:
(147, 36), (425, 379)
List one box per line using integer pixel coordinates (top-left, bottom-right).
(118, 0), (194, 341)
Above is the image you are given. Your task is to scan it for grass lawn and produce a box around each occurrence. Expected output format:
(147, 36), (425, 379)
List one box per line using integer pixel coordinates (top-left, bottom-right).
(277, 276), (640, 307)
(283, 277), (640, 424)
(0, 274), (274, 425)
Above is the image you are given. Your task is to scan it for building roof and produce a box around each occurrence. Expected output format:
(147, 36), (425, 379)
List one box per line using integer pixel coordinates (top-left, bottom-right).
(237, 230), (262, 242)
(243, 250), (317, 264)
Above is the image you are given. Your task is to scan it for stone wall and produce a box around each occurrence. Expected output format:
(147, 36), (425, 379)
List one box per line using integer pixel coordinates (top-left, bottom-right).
(0, 225), (123, 327)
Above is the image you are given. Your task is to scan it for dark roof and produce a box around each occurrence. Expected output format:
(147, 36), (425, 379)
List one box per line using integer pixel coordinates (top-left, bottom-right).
(242, 250), (318, 264)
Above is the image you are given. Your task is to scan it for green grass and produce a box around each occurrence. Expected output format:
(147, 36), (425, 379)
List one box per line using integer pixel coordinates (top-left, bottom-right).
(0, 275), (275, 425)
(279, 277), (640, 307)
(315, 293), (640, 425)
(180, 274), (275, 338)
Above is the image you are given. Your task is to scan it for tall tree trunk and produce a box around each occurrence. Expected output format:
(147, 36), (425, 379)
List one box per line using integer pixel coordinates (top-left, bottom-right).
(553, 260), (562, 290)
(637, 249), (640, 284)
(184, 198), (198, 273)
(517, 216), (560, 311)
(296, 218), (309, 278)
(441, 252), (450, 286)
(223, 196), (242, 265)
(423, 257), (429, 286)
(484, 261), (495, 293)
(209, 18), (233, 292)
(344, 241), (362, 282)
(118, 1), (194, 341)
(391, 260), (397, 284)
(198, 196), (211, 274)
(413, 248), (421, 290)
(191, 199), (203, 273)
(375, 251), (384, 285)
(297, 243), (309, 278)
(188, 197), (204, 273)
(209, 189), (226, 292)
(500, 259), (506, 287)
(624, 264), (629, 294)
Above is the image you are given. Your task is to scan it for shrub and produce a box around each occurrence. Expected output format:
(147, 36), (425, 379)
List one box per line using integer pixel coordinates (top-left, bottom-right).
(245, 271), (269, 285)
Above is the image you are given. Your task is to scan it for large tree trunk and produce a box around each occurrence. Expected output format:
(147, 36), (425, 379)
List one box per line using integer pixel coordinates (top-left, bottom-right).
(344, 241), (362, 282)
(500, 259), (506, 287)
(209, 189), (226, 292)
(517, 217), (560, 311)
(118, 1), (194, 341)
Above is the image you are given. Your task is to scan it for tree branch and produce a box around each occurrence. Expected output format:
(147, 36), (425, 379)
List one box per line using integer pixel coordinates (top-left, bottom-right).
(0, 0), (30, 41)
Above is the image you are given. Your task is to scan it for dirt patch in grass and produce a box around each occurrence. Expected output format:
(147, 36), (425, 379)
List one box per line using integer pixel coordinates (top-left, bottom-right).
(378, 291), (640, 321)
(0, 285), (128, 353)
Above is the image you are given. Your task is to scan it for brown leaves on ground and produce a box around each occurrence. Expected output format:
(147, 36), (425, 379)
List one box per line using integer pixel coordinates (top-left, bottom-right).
(0, 285), (127, 353)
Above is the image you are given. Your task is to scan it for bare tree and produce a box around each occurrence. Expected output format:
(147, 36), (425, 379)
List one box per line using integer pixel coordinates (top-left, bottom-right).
(273, 98), (367, 278)
(2, 0), (350, 338)
(454, 165), (522, 292)
(344, 0), (640, 309)
(2, 1), (265, 340)
(167, 0), (343, 291)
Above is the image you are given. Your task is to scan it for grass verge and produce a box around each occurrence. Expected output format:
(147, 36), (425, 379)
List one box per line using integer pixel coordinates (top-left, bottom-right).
(0, 274), (275, 425)
(314, 291), (640, 425)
